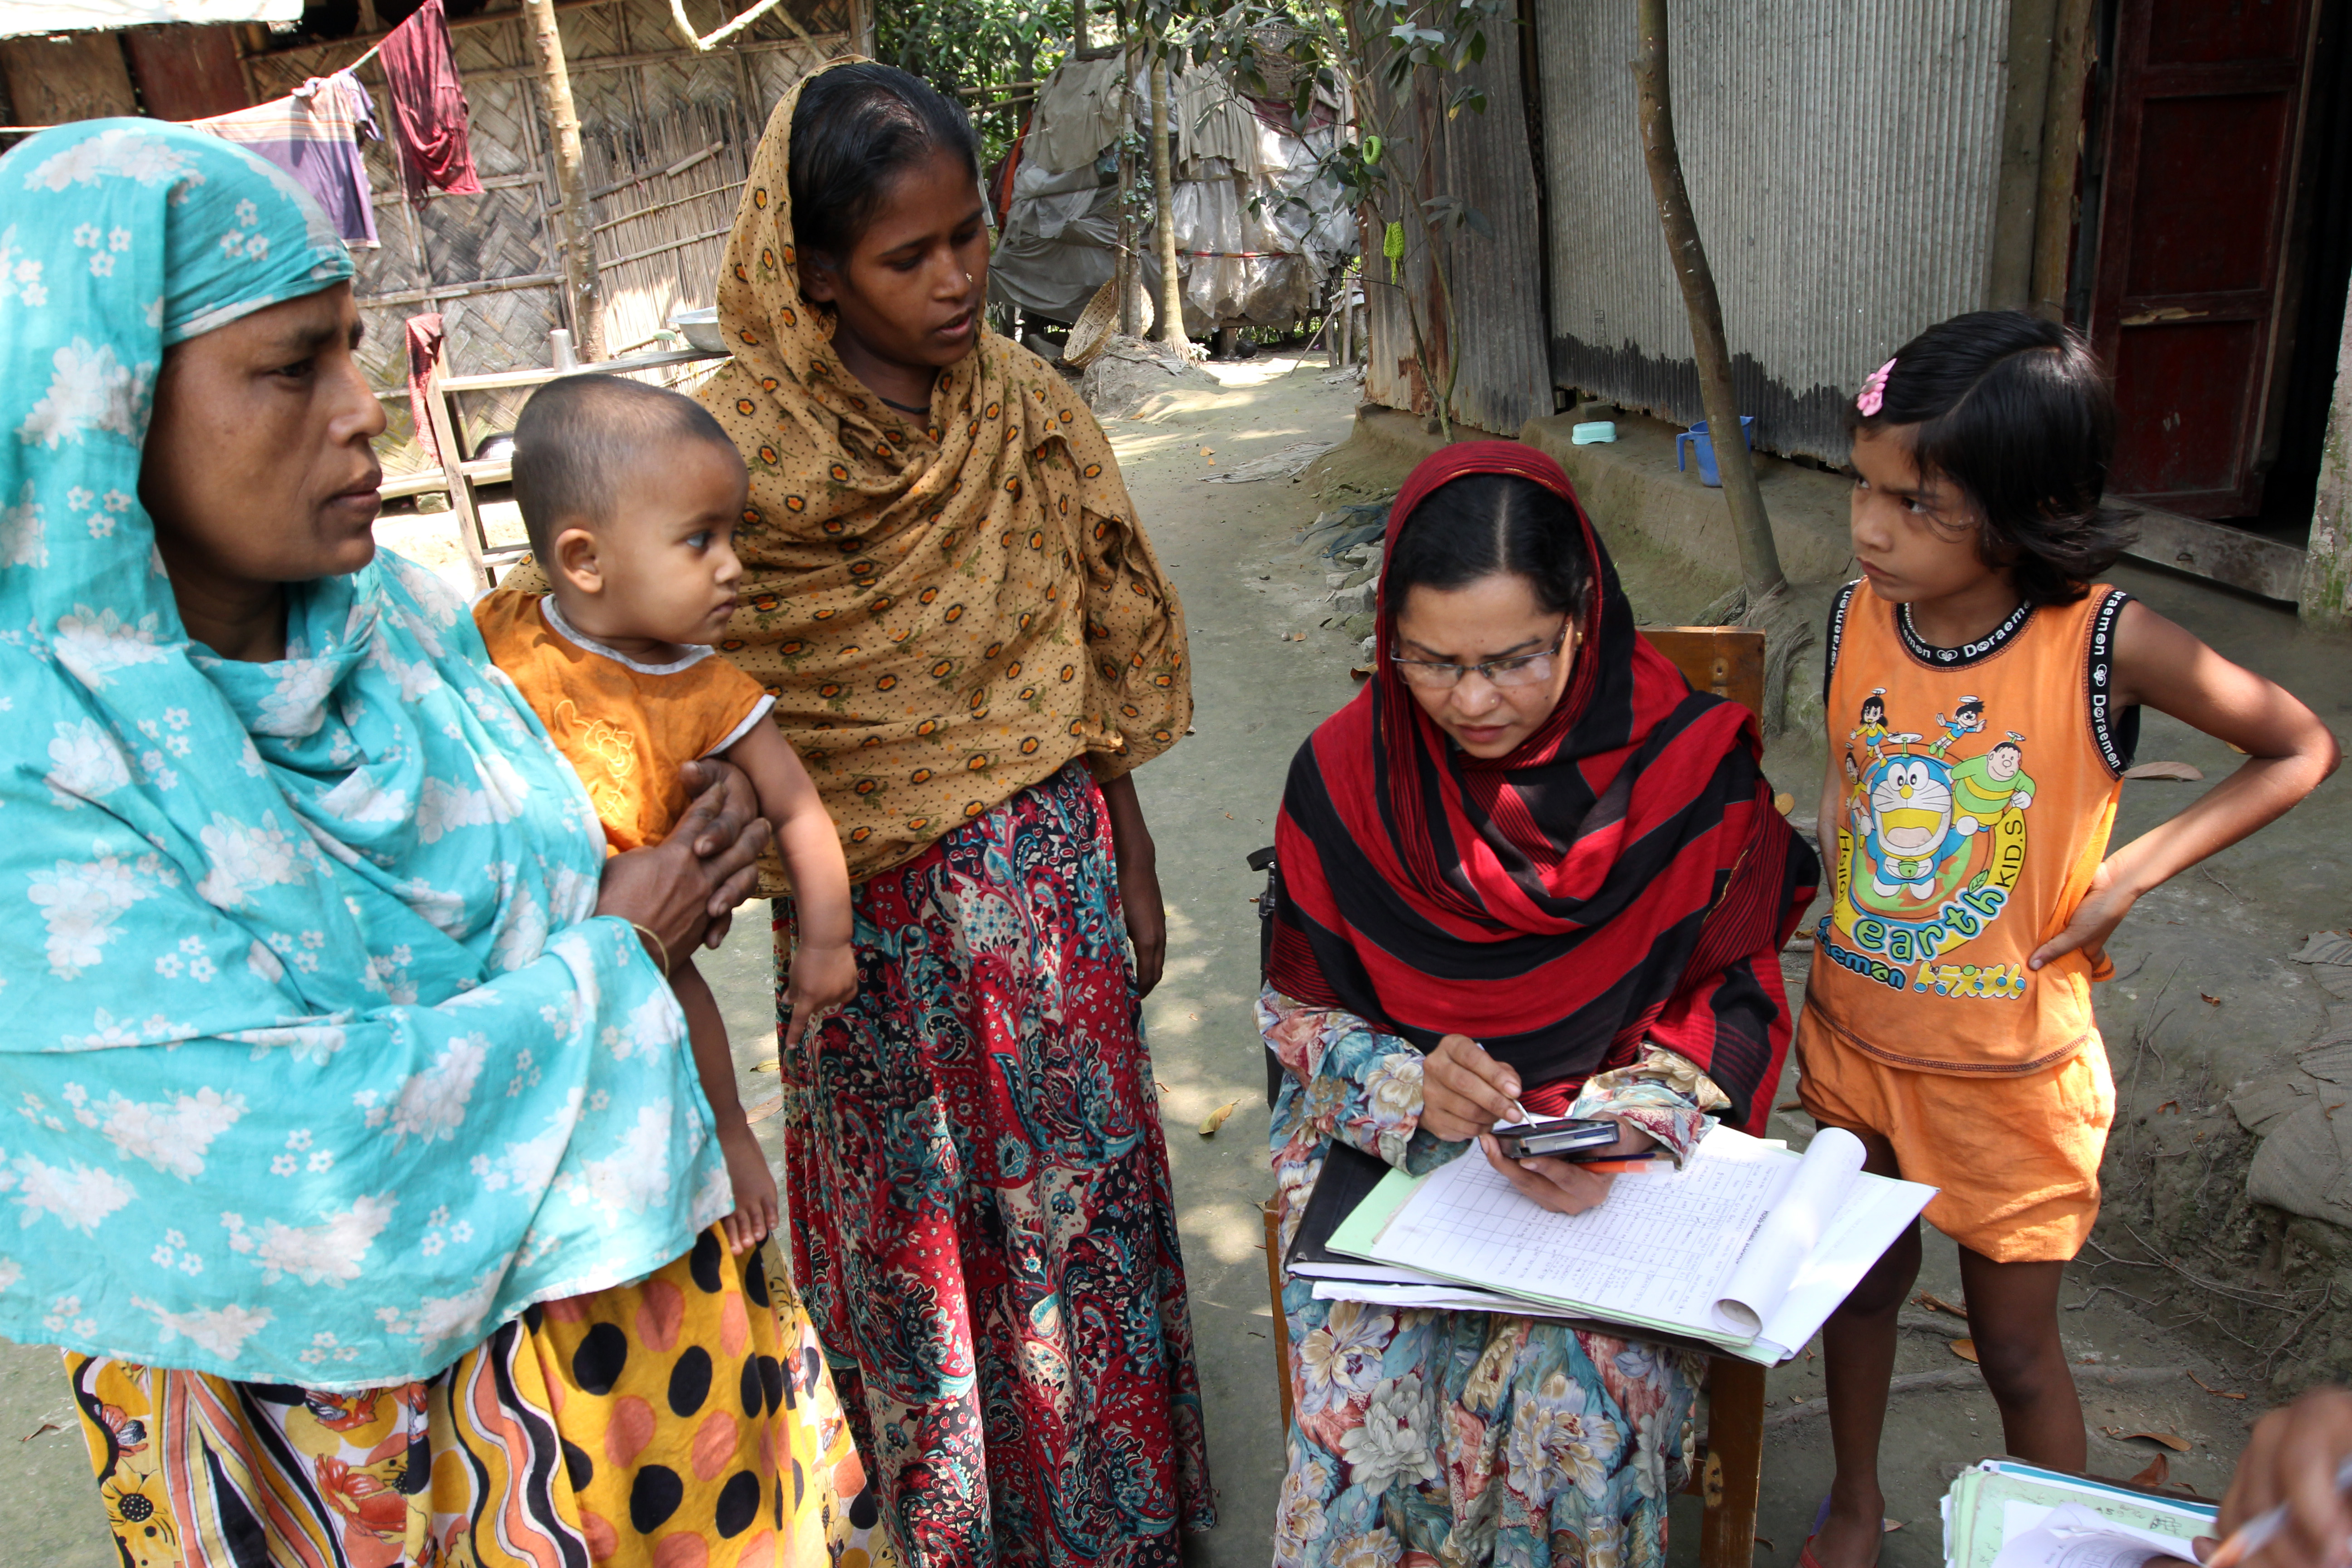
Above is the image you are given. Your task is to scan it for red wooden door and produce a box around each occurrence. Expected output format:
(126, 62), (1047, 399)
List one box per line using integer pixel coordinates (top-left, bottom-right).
(2087, 0), (2322, 517)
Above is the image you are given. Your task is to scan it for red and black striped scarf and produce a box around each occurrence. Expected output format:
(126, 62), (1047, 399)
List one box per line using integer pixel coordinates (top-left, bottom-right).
(1269, 444), (1816, 1130)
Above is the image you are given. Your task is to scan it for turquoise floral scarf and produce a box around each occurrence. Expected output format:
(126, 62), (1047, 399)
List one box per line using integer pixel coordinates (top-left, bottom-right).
(0, 121), (728, 1388)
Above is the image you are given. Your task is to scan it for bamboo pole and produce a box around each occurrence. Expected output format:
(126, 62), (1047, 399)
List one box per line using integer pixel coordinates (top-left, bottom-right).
(524, 0), (607, 362)
(1116, 18), (1138, 336)
(1632, 0), (1780, 598)
(1150, 48), (1185, 350)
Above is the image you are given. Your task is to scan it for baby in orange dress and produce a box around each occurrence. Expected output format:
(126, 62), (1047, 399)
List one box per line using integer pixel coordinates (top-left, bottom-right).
(474, 372), (855, 1254)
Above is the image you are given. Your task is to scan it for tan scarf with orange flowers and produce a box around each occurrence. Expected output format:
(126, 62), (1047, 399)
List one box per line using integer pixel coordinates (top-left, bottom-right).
(540, 68), (1191, 887)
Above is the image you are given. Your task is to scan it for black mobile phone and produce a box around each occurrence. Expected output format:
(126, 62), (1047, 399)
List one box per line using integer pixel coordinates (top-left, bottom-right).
(1491, 1117), (1619, 1160)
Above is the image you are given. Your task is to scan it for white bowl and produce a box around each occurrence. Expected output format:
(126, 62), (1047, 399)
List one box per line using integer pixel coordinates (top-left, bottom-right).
(671, 307), (726, 354)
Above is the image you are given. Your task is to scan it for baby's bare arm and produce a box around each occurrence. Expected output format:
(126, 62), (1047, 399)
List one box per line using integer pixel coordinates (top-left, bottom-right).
(721, 722), (853, 953)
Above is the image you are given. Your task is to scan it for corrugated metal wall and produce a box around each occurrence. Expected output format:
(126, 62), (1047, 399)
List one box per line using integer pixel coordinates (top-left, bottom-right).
(1362, 10), (1553, 437)
(1535, 0), (2014, 461)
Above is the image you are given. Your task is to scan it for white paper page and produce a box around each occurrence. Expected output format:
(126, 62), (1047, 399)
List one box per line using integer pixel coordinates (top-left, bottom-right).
(1991, 1503), (2200, 1568)
(1713, 1127), (1865, 1335)
(1368, 1125), (1798, 1334)
(1311, 1280), (1589, 1320)
(1749, 1164), (1938, 1358)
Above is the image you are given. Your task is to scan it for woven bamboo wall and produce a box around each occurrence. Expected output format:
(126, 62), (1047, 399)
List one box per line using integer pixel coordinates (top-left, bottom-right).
(244, 0), (851, 474)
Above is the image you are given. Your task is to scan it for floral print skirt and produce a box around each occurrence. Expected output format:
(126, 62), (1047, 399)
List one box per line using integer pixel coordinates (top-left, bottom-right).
(1274, 1141), (1703, 1568)
(68, 1229), (893, 1568)
(772, 761), (1214, 1568)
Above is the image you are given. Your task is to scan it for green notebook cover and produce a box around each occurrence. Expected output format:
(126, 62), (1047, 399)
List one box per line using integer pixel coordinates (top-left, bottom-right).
(1941, 1461), (2215, 1568)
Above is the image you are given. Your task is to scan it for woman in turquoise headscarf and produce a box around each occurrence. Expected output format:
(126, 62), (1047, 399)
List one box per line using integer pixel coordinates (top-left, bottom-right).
(0, 121), (891, 1568)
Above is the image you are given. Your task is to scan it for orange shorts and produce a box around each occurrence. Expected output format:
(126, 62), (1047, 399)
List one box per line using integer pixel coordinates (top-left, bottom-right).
(1795, 1010), (2116, 1263)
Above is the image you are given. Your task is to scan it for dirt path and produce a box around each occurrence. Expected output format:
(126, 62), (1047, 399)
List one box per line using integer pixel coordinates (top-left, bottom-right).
(0, 354), (2305, 1565)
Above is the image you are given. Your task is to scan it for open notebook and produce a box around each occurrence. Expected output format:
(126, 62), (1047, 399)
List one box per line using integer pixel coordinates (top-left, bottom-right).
(1942, 1460), (2215, 1568)
(1323, 1124), (1935, 1364)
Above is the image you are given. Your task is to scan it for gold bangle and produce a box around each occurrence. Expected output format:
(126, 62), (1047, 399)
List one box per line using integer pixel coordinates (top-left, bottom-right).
(627, 921), (671, 980)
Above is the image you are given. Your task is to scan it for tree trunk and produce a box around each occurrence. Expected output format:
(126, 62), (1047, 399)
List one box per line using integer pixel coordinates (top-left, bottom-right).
(1116, 29), (1139, 336)
(1151, 50), (1186, 349)
(524, 0), (605, 362)
(1632, 0), (1779, 598)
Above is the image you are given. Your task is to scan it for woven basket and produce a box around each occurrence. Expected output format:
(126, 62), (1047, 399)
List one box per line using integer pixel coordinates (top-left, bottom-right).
(1060, 277), (1125, 369)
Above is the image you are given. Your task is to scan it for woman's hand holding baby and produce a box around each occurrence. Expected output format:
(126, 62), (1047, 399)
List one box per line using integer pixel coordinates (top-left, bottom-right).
(597, 764), (772, 969)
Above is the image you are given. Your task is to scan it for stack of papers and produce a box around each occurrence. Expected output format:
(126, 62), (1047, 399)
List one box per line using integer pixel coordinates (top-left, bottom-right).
(1309, 1124), (1935, 1364)
(1943, 1460), (2216, 1568)
(1285, 1144), (1593, 1318)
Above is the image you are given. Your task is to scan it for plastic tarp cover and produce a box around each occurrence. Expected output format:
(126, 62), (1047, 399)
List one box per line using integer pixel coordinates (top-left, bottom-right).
(1, 0), (299, 35)
(990, 59), (1356, 333)
(1023, 56), (1126, 176)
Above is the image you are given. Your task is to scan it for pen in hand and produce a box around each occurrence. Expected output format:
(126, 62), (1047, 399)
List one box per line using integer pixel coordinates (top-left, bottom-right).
(2202, 1454), (2352, 1568)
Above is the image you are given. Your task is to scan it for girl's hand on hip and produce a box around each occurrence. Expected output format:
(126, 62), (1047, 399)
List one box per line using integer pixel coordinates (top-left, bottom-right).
(2028, 858), (2136, 971)
(1479, 1135), (1619, 1215)
(597, 773), (773, 970)
(1420, 1034), (1524, 1142)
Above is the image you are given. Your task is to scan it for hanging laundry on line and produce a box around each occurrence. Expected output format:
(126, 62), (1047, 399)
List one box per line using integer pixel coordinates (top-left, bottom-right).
(380, 0), (483, 201)
(199, 73), (382, 247)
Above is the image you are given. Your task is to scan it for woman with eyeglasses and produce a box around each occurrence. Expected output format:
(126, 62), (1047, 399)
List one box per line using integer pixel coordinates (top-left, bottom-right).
(1259, 444), (1820, 1568)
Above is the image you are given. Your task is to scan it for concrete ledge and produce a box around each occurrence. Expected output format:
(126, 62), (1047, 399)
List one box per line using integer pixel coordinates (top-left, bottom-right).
(1520, 411), (1857, 593)
(1335, 406), (1859, 597)
(1343, 403), (2306, 608)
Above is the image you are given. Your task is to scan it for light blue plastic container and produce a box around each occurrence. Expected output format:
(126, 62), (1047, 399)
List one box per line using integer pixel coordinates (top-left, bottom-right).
(1570, 420), (1617, 445)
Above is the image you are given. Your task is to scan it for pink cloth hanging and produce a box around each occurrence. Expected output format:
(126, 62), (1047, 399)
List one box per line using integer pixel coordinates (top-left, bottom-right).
(380, 0), (483, 201)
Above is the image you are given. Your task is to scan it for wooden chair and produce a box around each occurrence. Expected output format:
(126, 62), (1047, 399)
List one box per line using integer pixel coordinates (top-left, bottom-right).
(1255, 624), (1772, 1568)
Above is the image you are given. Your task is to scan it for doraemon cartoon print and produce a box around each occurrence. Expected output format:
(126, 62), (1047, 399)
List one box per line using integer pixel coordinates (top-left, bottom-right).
(1824, 692), (2036, 998)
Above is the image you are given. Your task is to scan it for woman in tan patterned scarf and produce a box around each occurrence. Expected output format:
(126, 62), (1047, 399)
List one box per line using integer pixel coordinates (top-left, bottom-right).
(691, 61), (1214, 1567)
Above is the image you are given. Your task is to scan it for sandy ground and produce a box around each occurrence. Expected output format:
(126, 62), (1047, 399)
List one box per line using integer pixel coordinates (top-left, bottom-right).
(2, 350), (2338, 1566)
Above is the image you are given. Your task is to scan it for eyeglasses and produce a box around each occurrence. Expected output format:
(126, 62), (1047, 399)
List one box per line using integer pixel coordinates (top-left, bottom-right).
(1390, 622), (1573, 690)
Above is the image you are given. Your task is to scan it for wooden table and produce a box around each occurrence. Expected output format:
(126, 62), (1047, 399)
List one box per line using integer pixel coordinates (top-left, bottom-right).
(391, 344), (729, 590)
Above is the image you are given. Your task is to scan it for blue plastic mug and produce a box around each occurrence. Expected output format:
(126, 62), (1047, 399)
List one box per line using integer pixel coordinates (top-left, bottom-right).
(1675, 416), (1757, 487)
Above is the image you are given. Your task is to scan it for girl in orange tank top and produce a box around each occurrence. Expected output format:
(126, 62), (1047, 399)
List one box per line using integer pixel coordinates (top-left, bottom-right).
(1800, 312), (2338, 1568)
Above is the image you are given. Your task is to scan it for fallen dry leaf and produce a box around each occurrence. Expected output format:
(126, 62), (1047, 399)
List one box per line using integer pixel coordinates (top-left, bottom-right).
(752, 1057), (779, 1074)
(1917, 1292), (1969, 1318)
(19, 1421), (60, 1443)
(2200, 994), (2221, 1006)
(2123, 760), (2205, 782)
(1351, 666), (1374, 681)
(1949, 1338), (1980, 1363)
(2187, 1370), (2247, 1400)
(1199, 1100), (1240, 1137)
(2130, 1453), (2171, 1488)
(1774, 792), (1796, 815)
(1777, 1102), (1806, 1113)
(1884, 1521), (1905, 1534)
(2124, 1430), (2192, 1452)
(743, 1093), (784, 1125)
(1155, 1080), (1170, 1093)
(2157, 1100), (2180, 1115)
